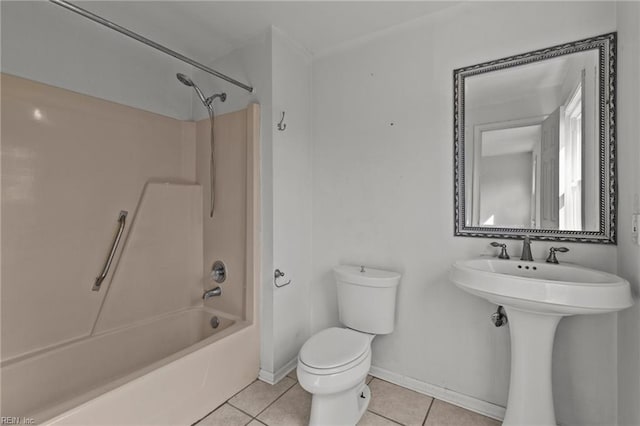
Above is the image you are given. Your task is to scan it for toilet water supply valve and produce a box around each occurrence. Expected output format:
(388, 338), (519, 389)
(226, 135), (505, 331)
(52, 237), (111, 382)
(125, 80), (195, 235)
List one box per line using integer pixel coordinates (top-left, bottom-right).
(491, 306), (508, 327)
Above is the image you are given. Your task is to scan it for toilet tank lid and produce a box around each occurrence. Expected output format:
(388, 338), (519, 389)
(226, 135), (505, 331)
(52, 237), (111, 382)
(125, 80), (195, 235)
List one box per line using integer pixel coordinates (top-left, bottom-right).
(333, 265), (401, 288)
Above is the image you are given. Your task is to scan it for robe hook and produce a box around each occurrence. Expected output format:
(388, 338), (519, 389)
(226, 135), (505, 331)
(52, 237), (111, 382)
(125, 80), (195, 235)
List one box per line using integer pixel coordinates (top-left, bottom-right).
(277, 111), (287, 131)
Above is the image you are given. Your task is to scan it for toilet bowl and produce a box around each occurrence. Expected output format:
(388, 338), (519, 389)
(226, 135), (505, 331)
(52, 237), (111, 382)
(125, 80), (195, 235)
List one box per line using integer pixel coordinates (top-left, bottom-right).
(297, 328), (374, 425)
(297, 265), (401, 426)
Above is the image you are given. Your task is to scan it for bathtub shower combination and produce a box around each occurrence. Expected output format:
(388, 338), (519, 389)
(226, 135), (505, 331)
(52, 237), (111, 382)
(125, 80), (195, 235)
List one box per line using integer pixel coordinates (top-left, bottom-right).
(1, 71), (261, 424)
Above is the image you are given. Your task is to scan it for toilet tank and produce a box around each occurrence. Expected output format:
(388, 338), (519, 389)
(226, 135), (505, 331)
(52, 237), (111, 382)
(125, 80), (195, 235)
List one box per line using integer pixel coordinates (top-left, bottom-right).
(334, 265), (401, 335)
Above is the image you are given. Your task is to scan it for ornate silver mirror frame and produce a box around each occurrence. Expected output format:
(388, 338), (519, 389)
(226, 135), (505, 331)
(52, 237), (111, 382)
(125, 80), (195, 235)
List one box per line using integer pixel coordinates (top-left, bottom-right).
(453, 32), (617, 244)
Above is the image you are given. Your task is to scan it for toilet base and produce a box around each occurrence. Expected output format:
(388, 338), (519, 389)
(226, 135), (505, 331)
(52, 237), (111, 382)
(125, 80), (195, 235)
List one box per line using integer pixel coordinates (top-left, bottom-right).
(309, 380), (370, 426)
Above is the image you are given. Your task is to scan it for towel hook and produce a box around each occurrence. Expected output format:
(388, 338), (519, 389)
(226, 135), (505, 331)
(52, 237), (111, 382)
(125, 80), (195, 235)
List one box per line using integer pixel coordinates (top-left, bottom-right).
(277, 111), (287, 131)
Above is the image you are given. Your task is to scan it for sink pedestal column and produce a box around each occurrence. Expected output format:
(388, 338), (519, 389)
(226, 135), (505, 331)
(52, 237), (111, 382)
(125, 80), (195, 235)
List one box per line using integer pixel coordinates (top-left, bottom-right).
(503, 307), (562, 426)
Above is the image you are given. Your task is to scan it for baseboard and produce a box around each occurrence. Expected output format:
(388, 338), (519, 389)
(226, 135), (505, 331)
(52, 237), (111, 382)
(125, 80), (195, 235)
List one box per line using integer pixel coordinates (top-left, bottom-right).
(258, 357), (297, 385)
(369, 366), (506, 421)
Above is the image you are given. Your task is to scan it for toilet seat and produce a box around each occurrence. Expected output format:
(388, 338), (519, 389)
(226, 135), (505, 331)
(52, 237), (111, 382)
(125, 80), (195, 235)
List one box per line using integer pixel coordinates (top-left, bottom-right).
(299, 327), (373, 375)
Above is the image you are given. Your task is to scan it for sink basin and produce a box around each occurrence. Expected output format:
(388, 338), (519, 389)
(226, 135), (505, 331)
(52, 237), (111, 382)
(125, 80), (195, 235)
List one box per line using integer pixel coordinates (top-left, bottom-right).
(451, 258), (633, 315)
(450, 257), (633, 426)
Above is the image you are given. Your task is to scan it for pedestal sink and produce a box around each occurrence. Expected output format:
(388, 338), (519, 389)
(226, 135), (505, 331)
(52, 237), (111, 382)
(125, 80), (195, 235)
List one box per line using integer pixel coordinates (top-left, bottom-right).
(450, 258), (633, 426)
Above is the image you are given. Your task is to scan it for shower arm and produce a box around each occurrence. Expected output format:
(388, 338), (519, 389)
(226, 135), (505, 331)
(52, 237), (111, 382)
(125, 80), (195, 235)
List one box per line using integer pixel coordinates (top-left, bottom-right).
(48, 0), (254, 93)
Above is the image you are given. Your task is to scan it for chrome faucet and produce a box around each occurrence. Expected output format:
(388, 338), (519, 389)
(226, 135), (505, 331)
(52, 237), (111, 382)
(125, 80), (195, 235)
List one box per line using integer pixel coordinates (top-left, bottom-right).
(203, 286), (222, 300)
(520, 236), (534, 261)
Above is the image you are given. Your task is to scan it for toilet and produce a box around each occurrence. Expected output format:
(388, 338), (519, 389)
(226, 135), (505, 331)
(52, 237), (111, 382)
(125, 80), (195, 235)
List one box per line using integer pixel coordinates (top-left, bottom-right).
(297, 265), (401, 426)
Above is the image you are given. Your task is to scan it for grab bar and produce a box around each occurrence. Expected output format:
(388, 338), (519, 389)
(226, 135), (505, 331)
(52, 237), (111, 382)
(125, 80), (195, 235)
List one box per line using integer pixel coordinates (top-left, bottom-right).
(92, 210), (128, 291)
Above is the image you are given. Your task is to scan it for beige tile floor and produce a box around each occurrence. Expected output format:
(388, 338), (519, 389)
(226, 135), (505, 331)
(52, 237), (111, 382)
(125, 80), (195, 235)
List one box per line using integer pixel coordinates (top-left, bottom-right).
(195, 370), (500, 426)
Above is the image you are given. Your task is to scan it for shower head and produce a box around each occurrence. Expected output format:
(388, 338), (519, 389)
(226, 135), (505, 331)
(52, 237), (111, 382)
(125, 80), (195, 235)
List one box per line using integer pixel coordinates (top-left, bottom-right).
(177, 73), (209, 110)
(176, 73), (226, 114)
(176, 73), (193, 87)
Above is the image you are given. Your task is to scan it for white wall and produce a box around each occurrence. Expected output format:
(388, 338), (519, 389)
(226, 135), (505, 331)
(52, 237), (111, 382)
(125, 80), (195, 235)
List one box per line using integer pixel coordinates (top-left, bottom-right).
(479, 152), (532, 227)
(616, 2), (640, 425)
(0, 1), (192, 120)
(190, 32), (272, 121)
(311, 3), (618, 425)
(269, 28), (313, 375)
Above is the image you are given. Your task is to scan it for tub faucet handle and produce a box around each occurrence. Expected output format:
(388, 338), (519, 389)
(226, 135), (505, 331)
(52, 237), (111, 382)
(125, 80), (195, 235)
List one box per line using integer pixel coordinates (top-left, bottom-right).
(211, 260), (227, 283)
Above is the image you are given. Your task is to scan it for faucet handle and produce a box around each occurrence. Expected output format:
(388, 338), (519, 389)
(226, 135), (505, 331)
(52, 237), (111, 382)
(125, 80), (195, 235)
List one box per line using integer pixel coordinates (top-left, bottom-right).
(211, 260), (227, 283)
(546, 247), (569, 264)
(490, 242), (510, 259)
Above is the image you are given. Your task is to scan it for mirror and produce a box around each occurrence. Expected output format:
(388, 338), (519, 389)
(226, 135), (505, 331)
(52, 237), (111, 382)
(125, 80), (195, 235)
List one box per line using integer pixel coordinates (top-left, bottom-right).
(454, 32), (616, 243)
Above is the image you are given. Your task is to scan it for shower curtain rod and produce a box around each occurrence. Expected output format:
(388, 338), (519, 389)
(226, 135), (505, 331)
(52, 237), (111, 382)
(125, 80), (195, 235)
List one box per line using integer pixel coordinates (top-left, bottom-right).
(49, 0), (254, 93)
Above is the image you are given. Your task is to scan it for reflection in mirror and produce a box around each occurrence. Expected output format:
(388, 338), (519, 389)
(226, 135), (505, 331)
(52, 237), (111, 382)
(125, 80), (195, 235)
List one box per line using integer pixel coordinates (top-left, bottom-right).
(475, 124), (540, 228)
(454, 33), (616, 243)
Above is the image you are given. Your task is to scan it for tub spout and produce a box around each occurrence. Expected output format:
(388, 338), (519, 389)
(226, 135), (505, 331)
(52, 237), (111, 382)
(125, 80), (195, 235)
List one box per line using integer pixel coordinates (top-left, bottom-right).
(203, 287), (222, 300)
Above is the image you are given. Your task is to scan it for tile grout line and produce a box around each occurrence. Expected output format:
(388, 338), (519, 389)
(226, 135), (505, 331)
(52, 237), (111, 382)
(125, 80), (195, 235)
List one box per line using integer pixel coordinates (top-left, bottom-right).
(252, 372), (297, 425)
(368, 376), (433, 425)
(252, 378), (299, 422)
(366, 408), (405, 425)
(195, 376), (294, 425)
(192, 404), (222, 425)
(230, 379), (262, 400)
(244, 417), (265, 426)
(195, 379), (262, 425)
(227, 402), (259, 421)
(198, 375), (490, 426)
(422, 398), (435, 426)
(194, 399), (256, 426)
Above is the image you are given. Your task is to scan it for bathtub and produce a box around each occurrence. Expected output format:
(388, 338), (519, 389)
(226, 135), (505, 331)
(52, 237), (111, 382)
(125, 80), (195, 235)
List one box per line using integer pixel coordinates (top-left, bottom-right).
(0, 306), (259, 425)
